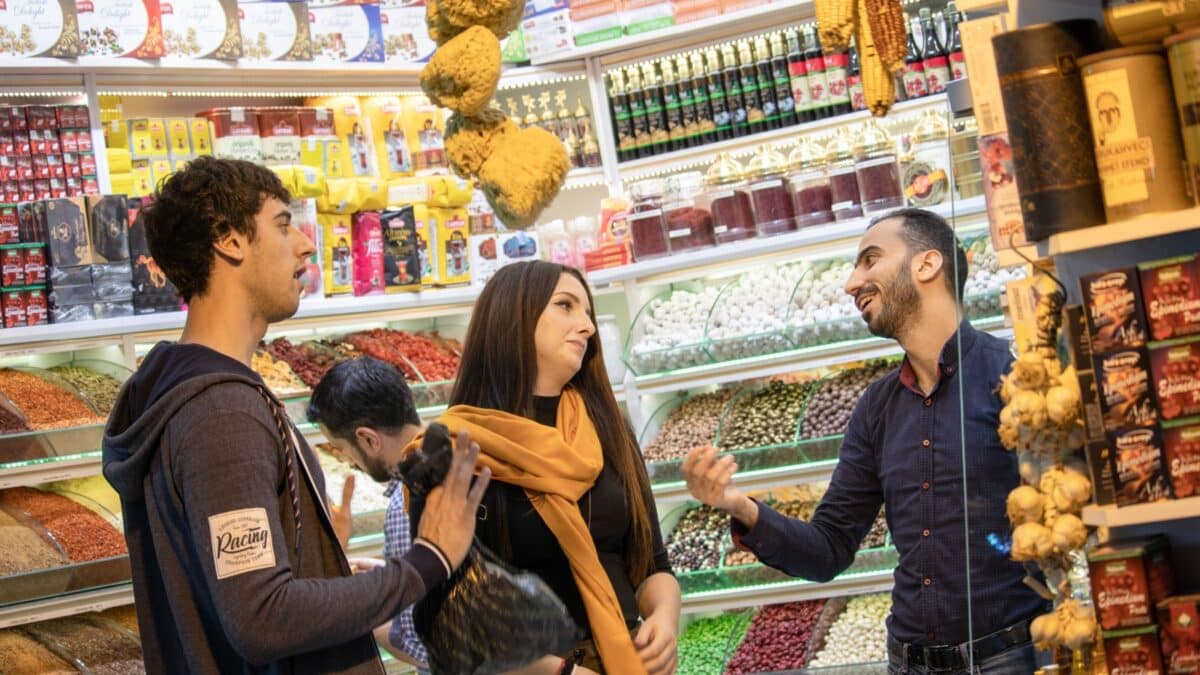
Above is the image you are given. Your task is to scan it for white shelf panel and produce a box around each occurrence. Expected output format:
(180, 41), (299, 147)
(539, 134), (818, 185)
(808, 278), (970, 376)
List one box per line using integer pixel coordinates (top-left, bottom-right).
(530, 0), (810, 67)
(588, 196), (987, 288)
(0, 453), (103, 491)
(633, 320), (1010, 396)
(0, 583), (133, 630)
(1039, 207), (1200, 260)
(653, 459), (837, 509)
(681, 569), (894, 614)
(563, 166), (609, 191)
(1082, 496), (1200, 528)
(615, 94), (953, 183)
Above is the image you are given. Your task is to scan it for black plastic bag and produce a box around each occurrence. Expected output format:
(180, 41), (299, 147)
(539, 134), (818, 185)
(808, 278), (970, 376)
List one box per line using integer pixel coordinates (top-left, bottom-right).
(399, 423), (581, 675)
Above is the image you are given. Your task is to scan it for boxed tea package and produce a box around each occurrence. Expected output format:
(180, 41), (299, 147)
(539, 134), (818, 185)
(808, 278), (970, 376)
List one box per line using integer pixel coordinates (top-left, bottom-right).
(85, 194), (130, 264)
(127, 118), (169, 159)
(380, 206), (419, 293)
(77, 0), (167, 58)
(1150, 338), (1200, 422)
(43, 197), (91, 268)
(319, 211), (352, 296)
(257, 108), (302, 164)
(0, 248), (22, 288)
(24, 287), (47, 325)
(1102, 625), (1166, 675)
(1164, 423), (1200, 501)
(1158, 594), (1200, 674)
(468, 231), (499, 288)
(161, 0), (242, 60)
(2, 289), (24, 328)
(198, 108), (263, 163)
(288, 198), (322, 299)
(400, 97), (446, 172)
(0, 0), (79, 57)
(1141, 255), (1200, 342)
(1094, 348), (1159, 432)
(379, 0), (434, 64)
(24, 244), (45, 285)
(126, 195), (180, 313)
(351, 210), (384, 296)
(362, 96), (413, 179)
(308, 0), (384, 63)
(1109, 427), (1174, 507)
(305, 95), (376, 177)
(236, 0), (312, 62)
(1090, 536), (1176, 631)
(429, 206), (467, 286)
(1082, 268), (1149, 353)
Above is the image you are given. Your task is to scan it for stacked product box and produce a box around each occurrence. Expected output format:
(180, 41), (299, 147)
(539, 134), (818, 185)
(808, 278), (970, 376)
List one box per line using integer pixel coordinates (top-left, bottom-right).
(0, 105), (98, 203)
(40, 195), (135, 324)
(126, 196), (182, 315)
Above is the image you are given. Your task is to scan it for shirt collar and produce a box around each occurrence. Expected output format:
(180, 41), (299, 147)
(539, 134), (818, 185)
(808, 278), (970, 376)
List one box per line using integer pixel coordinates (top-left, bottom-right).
(898, 319), (978, 396)
(384, 477), (401, 497)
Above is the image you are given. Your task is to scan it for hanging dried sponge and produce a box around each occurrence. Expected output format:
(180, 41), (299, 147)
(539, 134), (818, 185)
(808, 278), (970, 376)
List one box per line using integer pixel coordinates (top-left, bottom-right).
(420, 26), (502, 116)
(478, 126), (570, 228)
(446, 108), (517, 178)
(427, 0), (524, 45)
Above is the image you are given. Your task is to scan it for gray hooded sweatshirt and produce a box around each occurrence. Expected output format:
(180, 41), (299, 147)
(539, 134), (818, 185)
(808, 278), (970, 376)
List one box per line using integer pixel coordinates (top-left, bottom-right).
(102, 343), (447, 675)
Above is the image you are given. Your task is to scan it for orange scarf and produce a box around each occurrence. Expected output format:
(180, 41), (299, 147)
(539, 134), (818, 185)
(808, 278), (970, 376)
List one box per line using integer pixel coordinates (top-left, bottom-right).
(413, 389), (645, 675)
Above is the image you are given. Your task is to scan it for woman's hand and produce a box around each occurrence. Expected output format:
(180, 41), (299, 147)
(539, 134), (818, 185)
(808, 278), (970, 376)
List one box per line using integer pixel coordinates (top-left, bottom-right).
(634, 611), (678, 675)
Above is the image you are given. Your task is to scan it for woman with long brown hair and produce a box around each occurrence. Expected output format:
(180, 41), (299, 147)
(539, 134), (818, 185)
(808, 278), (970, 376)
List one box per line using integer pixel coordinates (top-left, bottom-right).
(429, 261), (679, 675)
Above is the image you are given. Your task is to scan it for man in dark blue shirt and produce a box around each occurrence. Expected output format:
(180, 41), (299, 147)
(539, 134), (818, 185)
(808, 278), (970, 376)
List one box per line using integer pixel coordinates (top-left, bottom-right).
(682, 208), (1048, 674)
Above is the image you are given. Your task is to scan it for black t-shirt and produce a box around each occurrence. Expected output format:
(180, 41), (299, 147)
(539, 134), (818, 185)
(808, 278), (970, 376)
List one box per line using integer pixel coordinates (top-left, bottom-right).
(475, 395), (672, 635)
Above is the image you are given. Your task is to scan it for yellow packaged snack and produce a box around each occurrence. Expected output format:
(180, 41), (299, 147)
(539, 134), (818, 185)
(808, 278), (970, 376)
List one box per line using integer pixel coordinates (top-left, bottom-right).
(386, 175), (473, 208)
(356, 176), (388, 211)
(109, 173), (135, 197)
(130, 160), (155, 197)
(316, 178), (361, 214)
(319, 212), (354, 296)
(106, 148), (132, 175)
(305, 95), (376, 177)
(189, 118), (214, 156)
(165, 118), (192, 158)
(430, 206), (469, 286)
(300, 138), (347, 178)
(128, 118), (169, 159)
(362, 95), (414, 179)
(400, 96), (447, 172)
(272, 165), (327, 199)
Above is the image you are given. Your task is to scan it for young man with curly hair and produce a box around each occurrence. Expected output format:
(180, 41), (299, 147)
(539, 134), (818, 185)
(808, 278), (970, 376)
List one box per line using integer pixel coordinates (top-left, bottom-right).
(102, 156), (490, 674)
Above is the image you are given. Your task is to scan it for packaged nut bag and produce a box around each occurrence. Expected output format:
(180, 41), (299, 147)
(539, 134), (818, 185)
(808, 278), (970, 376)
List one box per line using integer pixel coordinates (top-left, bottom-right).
(1089, 537), (1176, 631)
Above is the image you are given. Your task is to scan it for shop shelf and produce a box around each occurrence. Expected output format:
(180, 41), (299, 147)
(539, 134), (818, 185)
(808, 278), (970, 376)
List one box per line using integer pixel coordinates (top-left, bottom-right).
(1081, 495), (1200, 528)
(704, 263), (807, 363)
(1040, 206), (1200, 259)
(680, 555), (897, 614)
(49, 359), (134, 417)
(0, 556), (131, 609)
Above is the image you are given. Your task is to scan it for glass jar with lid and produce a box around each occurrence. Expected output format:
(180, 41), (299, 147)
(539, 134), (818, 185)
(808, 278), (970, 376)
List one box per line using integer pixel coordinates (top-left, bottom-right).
(700, 153), (757, 245)
(787, 137), (834, 227)
(902, 109), (953, 207)
(747, 144), (798, 236)
(854, 118), (904, 215)
(663, 171), (716, 252)
(626, 178), (670, 261)
(827, 128), (863, 221)
(950, 114), (983, 199)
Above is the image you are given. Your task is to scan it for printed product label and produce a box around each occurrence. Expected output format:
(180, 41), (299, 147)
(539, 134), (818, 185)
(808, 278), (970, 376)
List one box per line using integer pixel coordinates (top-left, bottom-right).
(309, 3), (383, 63)
(209, 507), (275, 579)
(161, 0), (240, 59)
(1086, 67), (1155, 207)
(0, 0), (78, 57)
(78, 0), (166, 58)
(237, 0), (311, 61)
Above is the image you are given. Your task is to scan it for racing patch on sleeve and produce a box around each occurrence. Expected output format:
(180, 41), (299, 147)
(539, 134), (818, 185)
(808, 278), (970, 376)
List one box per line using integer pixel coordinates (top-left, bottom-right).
(209, 507), (276, 579)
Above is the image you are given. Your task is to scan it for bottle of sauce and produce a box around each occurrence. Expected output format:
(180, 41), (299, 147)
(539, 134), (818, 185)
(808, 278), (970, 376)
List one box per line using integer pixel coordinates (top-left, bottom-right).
(753, 37), (781, 129)
(768, 34), (798, 127)
(640, 63), (670, 156)
(674, 56), (701, 148)
(847, 39), (866, 112)
(689, 52), (718, 144)
(736, 42), (766, 135)
(662, 59), (687, 152)
(786, 29), (812, 123)
(825, 40), (852, 117)
(721, 45), (750, 137)
(705, 49), (734, 141)
(903, 15), (929, 100)
(947, 2), (966, 81)
(920, 8), (951, 94)
(605, 75), (633, 162)
(805, 27), (831, 119)
(625, 67), (651, 159)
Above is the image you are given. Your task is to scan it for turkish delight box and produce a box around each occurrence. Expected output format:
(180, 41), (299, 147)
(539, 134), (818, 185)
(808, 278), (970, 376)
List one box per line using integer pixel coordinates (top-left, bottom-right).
(237, 0), (312, 61)
(1150, 338), (1200, 422)
(0, 0), (79, 57)
(160, 0), (242, 60)
(76, 0), (167, 58)
(379, 0), (433, 63)
(308, 0), (383, 63)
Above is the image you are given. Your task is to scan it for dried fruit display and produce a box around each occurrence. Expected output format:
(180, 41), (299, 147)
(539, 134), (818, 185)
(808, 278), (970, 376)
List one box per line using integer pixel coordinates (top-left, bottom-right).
(24, 616), (144, 674)
(725, 600), (826, 674)
(666, 504), (727, 573)
(262, 338), (347, 388)
(251, 350), (307, 396)
(642, 389), (735, 463)
(347, 329), (460, 382)
(49, 365), (123, 415)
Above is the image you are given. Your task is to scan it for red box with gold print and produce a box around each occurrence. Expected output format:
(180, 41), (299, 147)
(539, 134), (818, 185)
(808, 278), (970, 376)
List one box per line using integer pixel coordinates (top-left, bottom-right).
(1090, 537), (1176, 631)
(1151, 339), (1200, 421)
(1103, 625), (1166, 675)
(1142, 256), (1200, 342)
(1164, 423), (1200, 500)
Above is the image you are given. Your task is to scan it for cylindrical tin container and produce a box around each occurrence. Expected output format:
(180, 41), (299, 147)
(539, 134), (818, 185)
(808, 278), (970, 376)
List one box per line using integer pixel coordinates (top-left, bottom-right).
(1079, 45), (1192, 220)
(1166, 26), (1200, 200)
(993, 20), (1108, 240)
(1104, 0), (1200, 47)
(950, 115), (984, 199)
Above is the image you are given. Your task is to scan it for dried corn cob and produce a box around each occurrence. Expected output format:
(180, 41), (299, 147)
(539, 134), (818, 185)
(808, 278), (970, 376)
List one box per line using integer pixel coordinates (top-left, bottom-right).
(816, 0), (856, 51)
(856, 0), (896, 116)
(863, 0), (908, 75)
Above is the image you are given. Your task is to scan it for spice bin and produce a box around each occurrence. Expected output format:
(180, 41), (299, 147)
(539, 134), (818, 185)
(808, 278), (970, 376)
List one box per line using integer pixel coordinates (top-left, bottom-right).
(663, 172), (716, 253)
(627, 178), (671, 261)
(855, 119), (904, 215)
(827, 129), (864, 221)
(702, 153), (758, 245)
(788, 137), (835, 227)
(747, 144), (798, 236)
(785, 257), (870, 349)
(705, 263), (805, 362)
(903, 109), (954, 207)
(624, 282), (719, 375)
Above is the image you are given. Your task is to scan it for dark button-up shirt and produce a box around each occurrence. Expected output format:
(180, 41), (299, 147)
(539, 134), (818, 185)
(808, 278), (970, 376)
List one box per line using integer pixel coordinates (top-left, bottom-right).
(734, 321), (1048, 646)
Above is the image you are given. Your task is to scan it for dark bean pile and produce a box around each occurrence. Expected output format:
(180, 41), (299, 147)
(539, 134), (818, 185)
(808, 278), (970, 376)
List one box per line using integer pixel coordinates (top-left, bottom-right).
(666, 504), (728, 573)
(643, 389), (736, 463)
(719, 380), (816, 450)
(0, 487), (127, 561)
(23, 617), (144, 674)
(799, 360), (893, 439)
(725, 600), (826, 674)
(0, 628), (76, 674)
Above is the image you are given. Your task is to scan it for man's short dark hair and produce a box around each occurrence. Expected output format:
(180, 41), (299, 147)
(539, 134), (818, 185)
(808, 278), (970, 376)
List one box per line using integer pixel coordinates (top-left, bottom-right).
(870, 208), (969, 300)
(306, 357), (421, 440)
(144, 156), (291, 302)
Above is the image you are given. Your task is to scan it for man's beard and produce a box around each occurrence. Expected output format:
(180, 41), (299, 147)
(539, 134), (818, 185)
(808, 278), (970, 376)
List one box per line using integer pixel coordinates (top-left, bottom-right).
(867, 264), (921, 339)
